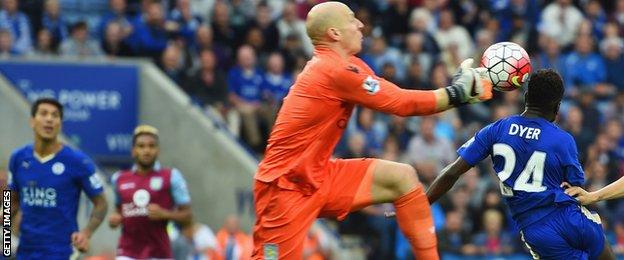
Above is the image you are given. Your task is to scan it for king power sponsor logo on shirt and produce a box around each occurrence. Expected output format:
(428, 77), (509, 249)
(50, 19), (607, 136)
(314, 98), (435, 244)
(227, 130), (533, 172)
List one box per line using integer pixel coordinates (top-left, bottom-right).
(21, 187), (57, 208)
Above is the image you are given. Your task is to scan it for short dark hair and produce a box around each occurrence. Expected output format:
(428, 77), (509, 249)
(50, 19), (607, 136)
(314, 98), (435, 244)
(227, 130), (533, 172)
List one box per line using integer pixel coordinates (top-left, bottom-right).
(31, 98), (63, 119)
(525, 69), (565, 110)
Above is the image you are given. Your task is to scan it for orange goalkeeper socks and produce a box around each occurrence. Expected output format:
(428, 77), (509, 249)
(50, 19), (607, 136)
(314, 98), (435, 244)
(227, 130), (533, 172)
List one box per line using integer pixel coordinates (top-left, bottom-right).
(393, 184), (439, 260)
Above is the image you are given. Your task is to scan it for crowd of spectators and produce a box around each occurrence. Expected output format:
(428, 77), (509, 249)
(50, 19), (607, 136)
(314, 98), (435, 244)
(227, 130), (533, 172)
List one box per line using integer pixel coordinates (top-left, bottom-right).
(4, 0), (624, 259)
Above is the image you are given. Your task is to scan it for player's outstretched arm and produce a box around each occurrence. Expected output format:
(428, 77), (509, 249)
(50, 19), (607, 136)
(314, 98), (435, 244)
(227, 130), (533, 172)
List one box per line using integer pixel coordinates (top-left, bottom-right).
(333, 59), (492, 117)
(426, 158), (472, 203)
(564, 176), (624, 205)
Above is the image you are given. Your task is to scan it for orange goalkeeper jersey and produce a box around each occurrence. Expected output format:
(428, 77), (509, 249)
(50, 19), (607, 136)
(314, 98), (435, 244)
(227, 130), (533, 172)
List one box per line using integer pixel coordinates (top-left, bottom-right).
(255, 47), (439, 194)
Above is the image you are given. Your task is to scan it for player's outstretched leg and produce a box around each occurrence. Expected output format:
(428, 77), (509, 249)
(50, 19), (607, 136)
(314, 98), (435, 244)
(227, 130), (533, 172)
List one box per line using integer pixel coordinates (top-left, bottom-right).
(351, 160), (438, 260)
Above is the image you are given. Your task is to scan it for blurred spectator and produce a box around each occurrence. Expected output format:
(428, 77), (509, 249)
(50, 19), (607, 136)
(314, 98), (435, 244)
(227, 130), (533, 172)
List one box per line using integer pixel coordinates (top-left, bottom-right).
(472, 29), (494, 67)
(349, 108), (388, 156)
(341, 131), (370, 159)
(381, 0), (410, 46)
(437, 210), (477, 258)
(184, 49), (226, 107)
(578, 90), (602, 130)
(380, 135), (401, 161)
(226, 0), (255, 32)
(192, 25), (229, 70)
(102, 21), (133, 57)
(41, 0), (67, 48)
(471, 209), (516, 256)
(563, 105), (595, 162)
(303, 225), (331, 260)
(601, 37), (624, 92)
(535, 34), (565, 72)
(211, 1), (236, 51)
(280, 32), (307, 73)
(244, 26), (265, 57)
(169, 0), (201, 44)
(434, 9), (474, 61)
(406, 116), (455, 184)
(404, 60), (431, 90)
(0, 28), (17, 57)
(159, 44), (185, 84)
(0, 0), (33, 54)
(584, 0), (607, 40)
(563, 34), (606, 95)
(387, 115), (414, 152)
(408, 6), (440, 56)
(215, 215), (252, 260)
(228, 45), (265, 149)
(277, 1), (313, 56)
(59, 21), (104, 57)
(261, 52), (292, 109)
(366, 36), (406, 82)
(403, 33), (433, 80)
(133, 1), (173, 58)
(247, 3), (279, 53)
(615, 221), (624, 255)
(540, 0), (583, 48)
(469, 187), (510, 233)
(615, 0), (624, 29)
(189, 0), (213, 22)
(171, 221), (218, 260)
(31, 28), (55, 56)
(98, 0), (133, 40)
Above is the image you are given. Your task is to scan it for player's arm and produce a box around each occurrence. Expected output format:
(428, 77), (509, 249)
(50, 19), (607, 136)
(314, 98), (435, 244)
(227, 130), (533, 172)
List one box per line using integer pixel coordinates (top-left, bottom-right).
(564, 176), (624, 205)
(148, 169), (193, 225)
(82, 194), (108, 237)
(426, 158), (472, 203)
(108, 172), (123, 229)
(148, 203), (192, 224)
(333, 59), (492, 116)
(427, 123), (495, 203)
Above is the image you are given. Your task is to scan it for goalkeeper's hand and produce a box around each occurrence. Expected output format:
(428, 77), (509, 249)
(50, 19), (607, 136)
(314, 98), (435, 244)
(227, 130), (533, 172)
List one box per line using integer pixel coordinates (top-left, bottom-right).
(445, 58), (493, 106)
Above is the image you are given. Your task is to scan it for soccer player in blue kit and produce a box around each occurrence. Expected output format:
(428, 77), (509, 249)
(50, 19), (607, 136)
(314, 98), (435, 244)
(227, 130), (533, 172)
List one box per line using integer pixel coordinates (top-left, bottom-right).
(427, 69), (615, 259)
(7, 98), (108, 259)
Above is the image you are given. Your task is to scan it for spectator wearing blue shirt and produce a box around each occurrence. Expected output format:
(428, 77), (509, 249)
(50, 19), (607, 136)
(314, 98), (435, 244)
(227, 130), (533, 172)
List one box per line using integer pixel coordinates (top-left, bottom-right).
(41, 0), (67, 48)
(0, 28), (19, 57)
(261, 52), (292, 108)
(228, 45), (264, 149)
(132, 1), (172, 58)
(168, 0), (201, 45)
(584, 0), (607, 40)
(601, 37), (624, 92)
(97, 0), (133, 41)
(0, 0), (33, 54)
(534, 34), (566, 73)
(563, 34), (606, 96)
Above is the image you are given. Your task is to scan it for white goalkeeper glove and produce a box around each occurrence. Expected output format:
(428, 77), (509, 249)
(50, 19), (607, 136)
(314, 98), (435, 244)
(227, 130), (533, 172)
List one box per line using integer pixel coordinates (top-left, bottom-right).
(445, 58), (493, 106)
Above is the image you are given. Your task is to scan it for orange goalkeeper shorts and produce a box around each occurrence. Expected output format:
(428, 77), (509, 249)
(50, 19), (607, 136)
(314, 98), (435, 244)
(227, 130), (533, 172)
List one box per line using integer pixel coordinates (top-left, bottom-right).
(252, 158), (376, 260)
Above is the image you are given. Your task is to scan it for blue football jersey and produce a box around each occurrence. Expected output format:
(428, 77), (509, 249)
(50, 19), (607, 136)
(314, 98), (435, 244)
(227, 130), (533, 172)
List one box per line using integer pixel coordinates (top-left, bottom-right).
(7, 144), (104, 254)
(458, 115), (584, 228)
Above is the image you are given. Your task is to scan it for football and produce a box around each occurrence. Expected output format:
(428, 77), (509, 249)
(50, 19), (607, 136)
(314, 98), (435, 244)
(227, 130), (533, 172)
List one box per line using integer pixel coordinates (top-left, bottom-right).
(480, 42), (532, 91)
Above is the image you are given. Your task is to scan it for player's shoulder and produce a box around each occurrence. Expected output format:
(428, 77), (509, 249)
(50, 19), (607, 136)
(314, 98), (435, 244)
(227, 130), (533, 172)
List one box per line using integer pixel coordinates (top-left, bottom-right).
(60, 145), (96, 171)
(10, 143), (33, 161)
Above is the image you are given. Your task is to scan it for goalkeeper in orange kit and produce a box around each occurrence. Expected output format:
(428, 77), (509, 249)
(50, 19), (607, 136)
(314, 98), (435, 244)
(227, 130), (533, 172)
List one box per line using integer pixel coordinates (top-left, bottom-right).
(252, 2), (493, 259)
